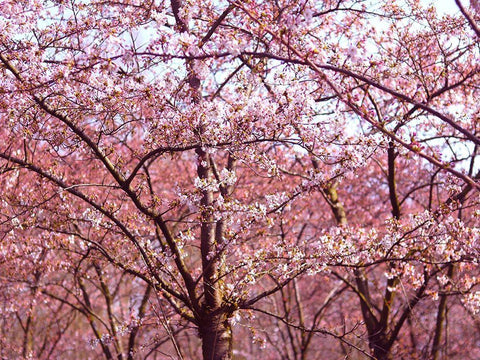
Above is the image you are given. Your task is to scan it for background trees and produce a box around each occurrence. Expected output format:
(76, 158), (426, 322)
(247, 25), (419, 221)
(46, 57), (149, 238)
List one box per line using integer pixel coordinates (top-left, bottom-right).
(0, 0), (479, 359)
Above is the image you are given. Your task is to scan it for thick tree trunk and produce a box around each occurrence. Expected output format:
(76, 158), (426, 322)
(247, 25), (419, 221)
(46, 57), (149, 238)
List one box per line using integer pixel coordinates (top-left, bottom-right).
(373, 348), (393, 360)
(370, 334), (393, 360)
(199, 311), (232, 360)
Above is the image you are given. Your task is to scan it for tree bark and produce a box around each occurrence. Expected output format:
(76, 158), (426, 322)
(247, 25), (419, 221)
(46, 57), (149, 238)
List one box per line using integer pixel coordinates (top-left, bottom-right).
(372, 344), (393, 360)
(199, 310), (232, 360)
(196, 148), (233, 360)
(431, 264), (454, 360)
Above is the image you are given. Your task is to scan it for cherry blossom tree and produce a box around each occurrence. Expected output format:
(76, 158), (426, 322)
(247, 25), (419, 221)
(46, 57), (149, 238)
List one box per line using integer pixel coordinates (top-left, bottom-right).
(0, 0), (479, 359)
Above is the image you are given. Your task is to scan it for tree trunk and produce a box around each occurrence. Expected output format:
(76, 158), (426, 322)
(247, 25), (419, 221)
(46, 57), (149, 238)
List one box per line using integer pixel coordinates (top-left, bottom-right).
(367, 324), (393, 360)
(431, 264), (454, 360)
(373, 347), (393, 360)
(199, 310), (232, 360)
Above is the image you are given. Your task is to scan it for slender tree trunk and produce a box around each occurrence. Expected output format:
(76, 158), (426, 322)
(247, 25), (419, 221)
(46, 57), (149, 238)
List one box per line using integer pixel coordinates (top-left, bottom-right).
(196, 147), (233, 360)
(169, 2), (234, 358)
(431, 264), (454, 360)
(367, 142), (399, 360)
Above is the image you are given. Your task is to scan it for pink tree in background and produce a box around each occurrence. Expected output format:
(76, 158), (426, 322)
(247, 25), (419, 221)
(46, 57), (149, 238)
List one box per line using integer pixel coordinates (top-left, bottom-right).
(0, 0), (479, 359)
